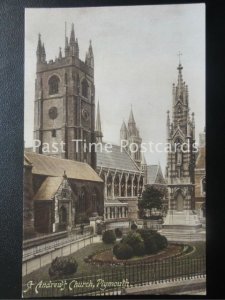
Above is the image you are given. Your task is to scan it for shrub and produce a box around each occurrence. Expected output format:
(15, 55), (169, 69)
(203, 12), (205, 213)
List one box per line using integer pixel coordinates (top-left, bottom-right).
(132, 242), (146, 256)
(115, 228), (123, 238)
(144, 236), (158, 254)
(113, 243), (120, 256)
(137, 229), (155, 241)
(49, 257), (78, 279)
(122, 231), (143, 248)
(154, 233), (168, 250)
(102, 230), (116, 244)
(113, 243), (134, 260)
(131, 223), (138, 230)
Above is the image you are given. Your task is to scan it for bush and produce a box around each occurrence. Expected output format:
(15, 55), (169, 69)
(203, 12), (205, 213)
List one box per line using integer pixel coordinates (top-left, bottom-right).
(137, 229), (155, 241)
(132, 242), (146, 256)
(144, 236), (158, 254)
(113, 243), (120, 256)
(122, 231), (143, 247)
(115, 228), (123, 238)
(131, 223), (138, 230)
(49, 257), (78, 279)
(154, 233), (168, 250)
(102, 230), (116, 244)
(113, 243), (134, 260)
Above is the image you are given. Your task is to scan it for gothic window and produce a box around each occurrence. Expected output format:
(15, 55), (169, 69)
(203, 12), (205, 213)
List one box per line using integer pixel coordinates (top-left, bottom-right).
(49, 75), (60, 95)
(92, 189), (97, 213)
(52, 129), (56, 137)
(64, 73), (68, 85)
(178, 106), (182, 114)
(81, 79), (89, 98)
(59, 205), (67, 224)
(78, 187), (86, 213)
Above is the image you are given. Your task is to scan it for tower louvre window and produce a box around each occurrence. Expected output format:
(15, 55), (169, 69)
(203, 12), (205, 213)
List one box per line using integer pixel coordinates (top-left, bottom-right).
(49, 75), (60, 95)
(81, 79), (89, 98)
(52, 129), (56, 137)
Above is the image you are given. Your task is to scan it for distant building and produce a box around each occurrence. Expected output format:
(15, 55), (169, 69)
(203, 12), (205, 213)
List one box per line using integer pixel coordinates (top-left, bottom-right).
(146, 164), (167, 212)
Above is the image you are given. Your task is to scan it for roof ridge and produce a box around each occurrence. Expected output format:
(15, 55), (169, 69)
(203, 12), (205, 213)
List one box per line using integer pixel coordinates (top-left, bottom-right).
(24, 151), (88, 166)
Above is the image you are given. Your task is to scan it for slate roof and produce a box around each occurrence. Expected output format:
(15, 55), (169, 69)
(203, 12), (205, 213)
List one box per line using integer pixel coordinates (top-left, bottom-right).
(96, 144), (140, 172)
(33, 177), (63, 201)
(146, 164), (165, 185)
(24, 152), (103, 183)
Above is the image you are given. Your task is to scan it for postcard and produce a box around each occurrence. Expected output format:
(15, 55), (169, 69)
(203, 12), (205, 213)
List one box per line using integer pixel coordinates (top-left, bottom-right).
(22, 4), (206, 297)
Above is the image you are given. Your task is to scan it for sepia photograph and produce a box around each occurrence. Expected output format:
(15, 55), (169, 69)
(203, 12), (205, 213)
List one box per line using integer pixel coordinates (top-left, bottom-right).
(22, 4), (206, 297)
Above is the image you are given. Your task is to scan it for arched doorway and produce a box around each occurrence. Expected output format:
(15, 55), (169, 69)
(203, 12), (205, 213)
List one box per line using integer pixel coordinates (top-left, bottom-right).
(59, 205), (67, 230)
(176, 191), (184, 211)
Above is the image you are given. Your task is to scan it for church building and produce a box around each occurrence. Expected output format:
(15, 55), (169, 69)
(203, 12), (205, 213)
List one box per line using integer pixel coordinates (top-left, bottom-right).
(24, 24), (103, 237)
(94, 104), (156, 229)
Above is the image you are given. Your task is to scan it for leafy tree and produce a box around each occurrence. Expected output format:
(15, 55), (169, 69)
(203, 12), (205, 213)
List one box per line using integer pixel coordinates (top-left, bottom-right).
(138, 186), (164, 217)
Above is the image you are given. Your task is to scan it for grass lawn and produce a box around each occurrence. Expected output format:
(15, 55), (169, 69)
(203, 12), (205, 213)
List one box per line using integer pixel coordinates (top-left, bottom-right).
(23, 241), (205, 285)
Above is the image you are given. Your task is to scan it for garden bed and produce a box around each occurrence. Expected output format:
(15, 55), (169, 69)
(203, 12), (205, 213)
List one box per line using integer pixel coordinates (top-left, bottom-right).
(86, 243), (194, 265)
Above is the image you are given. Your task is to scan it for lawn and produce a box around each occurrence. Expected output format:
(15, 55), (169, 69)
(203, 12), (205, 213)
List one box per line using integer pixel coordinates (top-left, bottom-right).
(22, 241), (205, 297)
(23, 241), (205, 285)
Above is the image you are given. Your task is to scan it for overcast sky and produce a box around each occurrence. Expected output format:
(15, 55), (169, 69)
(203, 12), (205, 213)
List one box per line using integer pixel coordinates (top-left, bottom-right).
(25, 4), (205, 173)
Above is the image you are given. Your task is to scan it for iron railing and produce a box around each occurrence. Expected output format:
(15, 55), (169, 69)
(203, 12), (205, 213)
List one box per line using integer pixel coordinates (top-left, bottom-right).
(22, 255), (206, 297)
(23, 227), (92, 259)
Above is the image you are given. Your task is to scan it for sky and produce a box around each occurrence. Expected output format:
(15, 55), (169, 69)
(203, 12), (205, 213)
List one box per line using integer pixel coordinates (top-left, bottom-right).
(24, 4), (205, 173)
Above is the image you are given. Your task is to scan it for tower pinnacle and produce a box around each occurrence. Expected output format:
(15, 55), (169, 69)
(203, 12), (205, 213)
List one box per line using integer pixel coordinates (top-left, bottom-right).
(36, 33), (43, 63)
(70, 23), (75, 45)
(95, 101), (103, 143)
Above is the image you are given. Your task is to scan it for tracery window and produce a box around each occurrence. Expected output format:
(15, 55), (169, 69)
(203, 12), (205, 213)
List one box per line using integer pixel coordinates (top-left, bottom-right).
(49, 75), (60, 95)
(81, 79), (89, 98)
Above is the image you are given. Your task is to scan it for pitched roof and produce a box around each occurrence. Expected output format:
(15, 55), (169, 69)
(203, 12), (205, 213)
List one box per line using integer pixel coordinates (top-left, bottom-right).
(24, 152), (103, 182)
(146, 164), (165, 185)
(96, 144), (140, 172)
(33, 177), (63, 201)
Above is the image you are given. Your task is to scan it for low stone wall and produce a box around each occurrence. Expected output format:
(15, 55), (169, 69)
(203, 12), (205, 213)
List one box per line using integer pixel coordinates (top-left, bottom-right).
(23, 231), (68, 249)
(22, 235), (98, 276)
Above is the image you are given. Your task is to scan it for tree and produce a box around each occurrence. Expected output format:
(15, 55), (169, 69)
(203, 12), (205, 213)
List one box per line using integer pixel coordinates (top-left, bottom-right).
(138, 186), (164, 217)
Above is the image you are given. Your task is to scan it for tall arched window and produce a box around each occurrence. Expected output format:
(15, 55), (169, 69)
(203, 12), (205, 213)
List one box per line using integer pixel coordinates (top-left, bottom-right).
(59, 205), (67, 224)
(81, 79), (89, 98)
(92, 189), (97, 213)
(78, 187), (86, 213)
(202, 177), (206, 195)
(49, 75), (60, 95)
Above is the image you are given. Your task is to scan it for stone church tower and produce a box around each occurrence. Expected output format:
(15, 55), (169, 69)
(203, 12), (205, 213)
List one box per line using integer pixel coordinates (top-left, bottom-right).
(34, 24), (96, 169)
(163, 62), (201, 233)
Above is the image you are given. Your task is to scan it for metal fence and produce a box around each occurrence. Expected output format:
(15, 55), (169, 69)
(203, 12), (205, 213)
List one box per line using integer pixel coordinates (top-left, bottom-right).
(22, 255), (206, 297)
